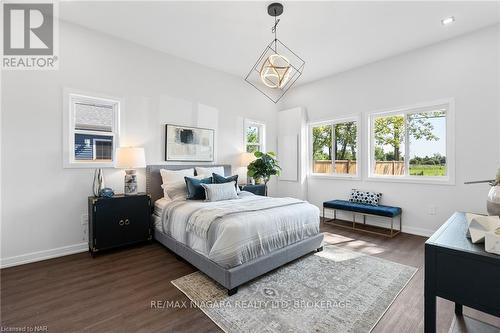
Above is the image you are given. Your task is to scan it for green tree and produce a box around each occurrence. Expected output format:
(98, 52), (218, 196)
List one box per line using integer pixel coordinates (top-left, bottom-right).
(246, 127), (259, 153)
(313, 123), (357, 161)
(374, 147), (386, 161)
(246, 127), (258, 143)
(312, 125), (332, 160)
(335, 122), (357, 160)
(374, 113), (441, 161)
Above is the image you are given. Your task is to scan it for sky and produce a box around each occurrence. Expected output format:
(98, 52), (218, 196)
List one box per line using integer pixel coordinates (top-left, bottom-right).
(409, 116), (446, 158)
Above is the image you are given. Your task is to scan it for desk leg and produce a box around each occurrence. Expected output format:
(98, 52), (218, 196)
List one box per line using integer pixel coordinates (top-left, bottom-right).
(425, 244), (437, 333)
(454, 303), (463, 316)
(424, 291), (436, 333)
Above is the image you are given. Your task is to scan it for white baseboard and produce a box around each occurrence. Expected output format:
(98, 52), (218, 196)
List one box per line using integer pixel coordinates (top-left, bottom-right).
(399, 225), (434, 237)
(1, 242), (88, 269)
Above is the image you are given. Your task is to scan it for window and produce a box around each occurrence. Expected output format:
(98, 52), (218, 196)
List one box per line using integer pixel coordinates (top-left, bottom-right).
(93, 138), (113, 160)
(63, 91), (120, 168)
(368, 100), (454, 183)
(310, 117), (359, 177)
(245, 119), (265, 153)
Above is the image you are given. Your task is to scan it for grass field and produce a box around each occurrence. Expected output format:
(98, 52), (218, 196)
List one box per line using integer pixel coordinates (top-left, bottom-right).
(409, 165), (447, 176)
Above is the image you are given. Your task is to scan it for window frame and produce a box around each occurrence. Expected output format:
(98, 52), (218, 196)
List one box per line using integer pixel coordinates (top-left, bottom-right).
(244, 119), (266, 153)
(63, 89), (120, 168)
(92, 138), (113, 161)
(366, 99), (455, 185)
(308, 115), (361, 180)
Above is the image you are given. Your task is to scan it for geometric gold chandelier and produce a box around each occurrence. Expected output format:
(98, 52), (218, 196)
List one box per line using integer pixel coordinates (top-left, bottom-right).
(260, 54), (291, 89)
(245, 3), (305, 103)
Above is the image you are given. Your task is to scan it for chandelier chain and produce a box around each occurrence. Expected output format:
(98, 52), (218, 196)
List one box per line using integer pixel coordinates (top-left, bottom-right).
(271, 11), (280, 53)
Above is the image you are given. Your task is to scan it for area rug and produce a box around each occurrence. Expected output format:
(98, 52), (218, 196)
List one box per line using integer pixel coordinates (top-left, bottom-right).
(171, 245), (417, 333)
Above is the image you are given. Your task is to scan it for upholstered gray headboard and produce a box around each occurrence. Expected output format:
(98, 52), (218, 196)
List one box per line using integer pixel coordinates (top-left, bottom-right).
(146, 164), (232, 203)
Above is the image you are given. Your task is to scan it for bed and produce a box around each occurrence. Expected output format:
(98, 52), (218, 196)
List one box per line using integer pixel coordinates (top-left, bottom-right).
(146, 164), (324, 295)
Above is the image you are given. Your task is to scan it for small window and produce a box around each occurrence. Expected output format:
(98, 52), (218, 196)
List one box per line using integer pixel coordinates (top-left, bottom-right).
(245, 119), (266, 153)
(368, 100), (453, 183)
(310, 117), (359, 177)
(64, 91), (120, 168)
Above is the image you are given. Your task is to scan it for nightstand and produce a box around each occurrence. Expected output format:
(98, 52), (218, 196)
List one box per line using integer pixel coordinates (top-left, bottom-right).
(239, 184), (267, 196)
(88, 193), (151, 255)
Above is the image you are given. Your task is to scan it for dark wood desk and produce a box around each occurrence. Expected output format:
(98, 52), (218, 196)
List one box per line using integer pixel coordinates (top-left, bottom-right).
(425, 212), (500, 333)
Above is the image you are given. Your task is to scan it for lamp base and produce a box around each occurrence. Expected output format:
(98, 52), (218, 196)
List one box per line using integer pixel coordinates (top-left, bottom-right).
(124, 169), (138, 195)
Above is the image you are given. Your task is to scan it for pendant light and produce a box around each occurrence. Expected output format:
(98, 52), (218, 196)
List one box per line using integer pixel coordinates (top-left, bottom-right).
(245, 3), (305, 103)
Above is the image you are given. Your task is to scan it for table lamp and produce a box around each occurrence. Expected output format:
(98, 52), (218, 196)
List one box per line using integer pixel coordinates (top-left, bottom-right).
(241, 152), (256, 184)
(115, 147), (146, 195)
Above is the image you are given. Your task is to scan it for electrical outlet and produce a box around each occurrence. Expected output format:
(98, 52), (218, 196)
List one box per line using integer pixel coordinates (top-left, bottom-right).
(81, 214), (88, 225)
(428, 206), (437, 215)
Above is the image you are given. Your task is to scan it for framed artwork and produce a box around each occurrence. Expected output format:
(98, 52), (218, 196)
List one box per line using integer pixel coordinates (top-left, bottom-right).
(165, 124), (214, 162)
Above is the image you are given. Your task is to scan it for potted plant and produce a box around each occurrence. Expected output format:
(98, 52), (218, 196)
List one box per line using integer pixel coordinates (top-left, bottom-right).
(247, 151), (281, 195)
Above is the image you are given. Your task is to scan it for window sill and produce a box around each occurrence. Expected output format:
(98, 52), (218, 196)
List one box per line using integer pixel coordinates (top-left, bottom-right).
(308, 173), (361, 181)
(63, 161), (115, 169)
(366, 175), (455, 186)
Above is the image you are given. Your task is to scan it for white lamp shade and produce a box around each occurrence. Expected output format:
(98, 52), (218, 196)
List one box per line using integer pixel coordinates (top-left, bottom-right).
(241, 152), (256, 167)
(115, 147), (146, 169)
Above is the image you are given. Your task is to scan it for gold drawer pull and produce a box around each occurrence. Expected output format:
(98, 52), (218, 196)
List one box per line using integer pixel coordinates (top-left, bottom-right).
(124, 219), (130, 225)
(119, 219), (124, 226)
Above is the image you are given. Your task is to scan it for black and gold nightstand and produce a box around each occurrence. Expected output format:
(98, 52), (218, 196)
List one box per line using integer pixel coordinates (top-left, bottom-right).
(239, 184), (267, 196)
(88, 193), (151, 256)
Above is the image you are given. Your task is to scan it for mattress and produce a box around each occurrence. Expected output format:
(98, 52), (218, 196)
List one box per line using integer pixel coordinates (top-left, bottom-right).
(153, 197), (170, 230)
(154, 192), (320, 268)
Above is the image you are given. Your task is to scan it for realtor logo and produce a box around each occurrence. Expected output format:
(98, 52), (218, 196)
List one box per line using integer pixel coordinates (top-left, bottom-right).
(2, 1), (59, 70)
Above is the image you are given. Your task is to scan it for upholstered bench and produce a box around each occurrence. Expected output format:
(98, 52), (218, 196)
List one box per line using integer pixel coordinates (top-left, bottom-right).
(323, 199), (402, 237)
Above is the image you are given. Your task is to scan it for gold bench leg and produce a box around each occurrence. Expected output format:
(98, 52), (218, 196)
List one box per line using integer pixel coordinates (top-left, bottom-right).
(323, 206), (401, 238)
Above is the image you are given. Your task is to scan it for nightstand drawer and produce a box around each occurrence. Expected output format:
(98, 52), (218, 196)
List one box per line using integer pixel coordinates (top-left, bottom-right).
(89, 194), (151, 253)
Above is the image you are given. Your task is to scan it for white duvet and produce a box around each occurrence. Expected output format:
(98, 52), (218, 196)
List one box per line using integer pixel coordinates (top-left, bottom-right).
(155, 192), (321, 268)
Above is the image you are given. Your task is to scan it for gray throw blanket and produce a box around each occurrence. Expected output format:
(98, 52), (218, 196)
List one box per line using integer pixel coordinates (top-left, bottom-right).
(186, 196), (305, 239)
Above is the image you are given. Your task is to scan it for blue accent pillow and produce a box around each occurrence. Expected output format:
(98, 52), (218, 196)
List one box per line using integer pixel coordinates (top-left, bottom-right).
(184, 176), (212, 200)
(212, 173), (238, 189)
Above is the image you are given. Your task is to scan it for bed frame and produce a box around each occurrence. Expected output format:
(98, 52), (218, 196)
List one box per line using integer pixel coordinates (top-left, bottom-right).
(146, 164), (324, 296)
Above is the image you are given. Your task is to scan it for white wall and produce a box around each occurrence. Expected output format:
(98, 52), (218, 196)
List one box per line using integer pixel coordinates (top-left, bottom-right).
(276, 107), (308, 200)
(2, 20), (498, 267)
(279, 25), (500, 236)
(0, 21), (277, 266)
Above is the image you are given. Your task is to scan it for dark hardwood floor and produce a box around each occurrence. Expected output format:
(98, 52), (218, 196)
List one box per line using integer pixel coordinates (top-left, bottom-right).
(2, 221), (499, 333)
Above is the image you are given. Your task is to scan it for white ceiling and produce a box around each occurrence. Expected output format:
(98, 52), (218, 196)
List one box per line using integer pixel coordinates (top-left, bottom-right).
(60, 1), (500, 84)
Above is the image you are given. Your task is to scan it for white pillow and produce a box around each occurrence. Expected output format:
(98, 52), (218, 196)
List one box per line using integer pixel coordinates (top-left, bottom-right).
(161, 174), (207, 200)
(201, 181), (238, 202)
(160, 168), (194, 184)
(195, 166), (224, 178)
(161, 180), (187, 201)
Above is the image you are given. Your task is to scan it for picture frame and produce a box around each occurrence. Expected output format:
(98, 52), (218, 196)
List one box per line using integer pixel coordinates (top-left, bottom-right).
(165, 124), (215, 162)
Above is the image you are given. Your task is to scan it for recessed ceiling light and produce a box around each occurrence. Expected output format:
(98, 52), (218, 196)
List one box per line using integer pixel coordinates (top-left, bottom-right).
(441, 16), (455, 26)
